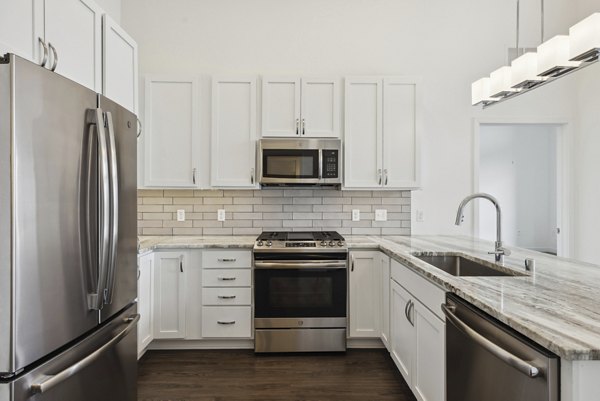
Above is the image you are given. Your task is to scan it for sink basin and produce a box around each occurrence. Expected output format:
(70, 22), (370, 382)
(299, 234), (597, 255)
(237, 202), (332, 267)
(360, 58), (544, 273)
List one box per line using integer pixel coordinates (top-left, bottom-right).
(413, 254), (525, 277)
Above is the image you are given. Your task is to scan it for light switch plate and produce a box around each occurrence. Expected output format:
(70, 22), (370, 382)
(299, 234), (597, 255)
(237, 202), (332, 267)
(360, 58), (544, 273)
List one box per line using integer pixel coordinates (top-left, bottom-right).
(375, 209), (387, 221)
(352, 209), (360, 221)
(416, 210), (424, 222)
(176, 209), (186, 222)
(217, 209), (226, 222)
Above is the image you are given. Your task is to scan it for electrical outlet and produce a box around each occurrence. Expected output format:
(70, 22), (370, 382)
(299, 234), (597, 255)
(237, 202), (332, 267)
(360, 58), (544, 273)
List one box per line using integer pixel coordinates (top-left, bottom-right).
(352, 209), (360, 221)
(375, 209), (387, 221)
(176, 209), (186, 222)
(416, 210), (424, 222)
(217, 209), (226, 222)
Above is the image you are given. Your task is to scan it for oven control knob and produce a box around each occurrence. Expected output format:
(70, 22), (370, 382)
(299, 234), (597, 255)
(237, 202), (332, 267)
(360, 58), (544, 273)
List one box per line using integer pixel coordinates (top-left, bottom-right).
(337, 241), (344, 247)
(320, 241), (327, 246)
(257, 241), (264, 246)
(267, 241), (272, 247)
(328, 241), (335, 247)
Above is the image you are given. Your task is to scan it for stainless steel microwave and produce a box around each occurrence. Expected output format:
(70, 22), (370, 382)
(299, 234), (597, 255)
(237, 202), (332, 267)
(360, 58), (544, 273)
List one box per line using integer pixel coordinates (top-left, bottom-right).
(258, 139), (342, 186)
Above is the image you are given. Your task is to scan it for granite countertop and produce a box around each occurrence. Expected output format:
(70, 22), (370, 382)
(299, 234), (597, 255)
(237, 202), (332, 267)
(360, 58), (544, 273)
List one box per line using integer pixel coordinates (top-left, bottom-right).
(138, 235), (600, 361)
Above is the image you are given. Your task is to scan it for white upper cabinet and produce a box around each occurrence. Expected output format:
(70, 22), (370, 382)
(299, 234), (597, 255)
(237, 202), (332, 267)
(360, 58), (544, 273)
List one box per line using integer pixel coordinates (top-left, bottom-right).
(44, 0), (103, 91)
(211, 75), (258, 188)
(344, 77), (383, 188)
(344, 76), (421, 189)
(0, 0), (43, 64)
(261, 76), (301, 137)
(144, 76), (200, 187)
(383, 78), (421, 188)
(102, 15), (138, 114)
(262, 76), (340, 138)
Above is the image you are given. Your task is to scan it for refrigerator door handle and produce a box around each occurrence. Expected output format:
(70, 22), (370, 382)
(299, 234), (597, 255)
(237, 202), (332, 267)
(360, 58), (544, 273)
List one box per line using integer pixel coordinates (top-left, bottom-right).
(30, 314), (140, 394)
(86, 108), (111, 311)
(104, 112), (119, 304)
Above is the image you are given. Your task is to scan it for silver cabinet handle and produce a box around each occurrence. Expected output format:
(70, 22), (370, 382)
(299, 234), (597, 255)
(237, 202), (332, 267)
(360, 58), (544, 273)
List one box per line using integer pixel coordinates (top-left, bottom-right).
(137, 269), (141, 280)
(217, 320), (236, 325)
(350, 255), (355, 272)
(179, 255), (184, 273)
(408, 300), (415, 326)
(218, 258), (237, 262)
(441, 304), (540, 378)
(218, 276), (236, 281)
(38, 38), (48, 67)
(85, 109), (111, 311)
(250, 168), (255, 185)
(404, 300), (411, 322)
(136, 117), (143, 139)
(378, 169), (383, 185)
(295, 118), (300, 135)
(31, 314), (140, 394)
(301, 118), (305, 136)
(218, 295), (237, 299)
(48, 42), (58, 71)
(192, 168), (196, 185)
(384, 169), (388, 186)
(104, 112), (119, 305)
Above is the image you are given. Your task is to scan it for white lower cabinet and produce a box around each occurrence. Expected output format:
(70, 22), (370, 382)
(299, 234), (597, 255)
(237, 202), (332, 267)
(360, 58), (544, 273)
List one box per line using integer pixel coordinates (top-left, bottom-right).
(390, 259), (445, 401)
(380, 253), (391, 350)
(153, 251), (188, 339)
(137, 253), (154, 358)
(348, 251), (381, 338)
(201, 306), (252, 338)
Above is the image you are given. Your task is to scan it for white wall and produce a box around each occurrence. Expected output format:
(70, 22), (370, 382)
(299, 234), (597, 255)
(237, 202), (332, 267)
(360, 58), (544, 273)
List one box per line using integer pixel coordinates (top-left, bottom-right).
(96, 0), (121, 23)
(479, 124), (558, 253)
(122, 0), (597, 249)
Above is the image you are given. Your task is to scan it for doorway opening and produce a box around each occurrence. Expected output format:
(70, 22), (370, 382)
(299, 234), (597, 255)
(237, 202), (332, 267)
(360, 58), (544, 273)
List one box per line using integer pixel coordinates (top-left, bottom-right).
(477, 123), (565, 256)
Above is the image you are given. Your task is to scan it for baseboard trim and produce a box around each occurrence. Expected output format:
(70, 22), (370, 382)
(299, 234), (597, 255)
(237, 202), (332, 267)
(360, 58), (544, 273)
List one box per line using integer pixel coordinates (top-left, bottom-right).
(347, 338), (385, 349)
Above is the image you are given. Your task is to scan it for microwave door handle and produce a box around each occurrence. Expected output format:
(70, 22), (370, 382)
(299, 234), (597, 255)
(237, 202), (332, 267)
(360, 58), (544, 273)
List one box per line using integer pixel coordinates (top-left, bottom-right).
(318, 150), (323, 180)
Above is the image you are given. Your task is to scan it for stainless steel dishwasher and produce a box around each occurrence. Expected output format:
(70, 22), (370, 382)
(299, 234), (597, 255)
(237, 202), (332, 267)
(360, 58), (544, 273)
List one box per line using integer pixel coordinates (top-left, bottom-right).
(442, 294), (559, 401)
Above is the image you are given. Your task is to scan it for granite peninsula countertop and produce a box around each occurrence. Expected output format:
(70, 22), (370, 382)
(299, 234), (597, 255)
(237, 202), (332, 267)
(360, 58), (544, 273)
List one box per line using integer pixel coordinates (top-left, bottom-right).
(138, 235), (600, 361)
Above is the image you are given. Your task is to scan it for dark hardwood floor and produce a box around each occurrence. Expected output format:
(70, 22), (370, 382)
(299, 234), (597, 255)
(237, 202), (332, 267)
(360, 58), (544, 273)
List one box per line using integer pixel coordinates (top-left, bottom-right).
(138, 349), (416, 401)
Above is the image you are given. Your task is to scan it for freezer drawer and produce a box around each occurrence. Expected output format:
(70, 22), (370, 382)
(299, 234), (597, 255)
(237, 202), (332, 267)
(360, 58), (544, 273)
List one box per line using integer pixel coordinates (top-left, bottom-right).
(0, 304), (138, 401)
(444, 294), (559, 401)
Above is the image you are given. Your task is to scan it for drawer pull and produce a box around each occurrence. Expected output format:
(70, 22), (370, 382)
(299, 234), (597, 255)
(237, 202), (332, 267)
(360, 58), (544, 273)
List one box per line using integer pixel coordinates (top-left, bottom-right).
(217, 320), (236, 325)
(218, 277), (237, 281)
(218, 258), (237, 262)
(218, 295), (237, 299)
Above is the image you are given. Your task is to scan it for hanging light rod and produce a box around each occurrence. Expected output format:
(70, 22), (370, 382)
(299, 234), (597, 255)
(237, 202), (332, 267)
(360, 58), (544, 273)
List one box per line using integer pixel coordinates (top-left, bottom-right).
(472, 11), (600, 108)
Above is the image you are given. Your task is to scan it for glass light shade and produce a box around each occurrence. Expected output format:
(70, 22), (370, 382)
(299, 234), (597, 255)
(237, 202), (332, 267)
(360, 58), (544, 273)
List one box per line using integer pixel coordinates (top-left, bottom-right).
(569, 13), (600, 61)
(489, 66), (516, 98)
(471, 78), (494, 105)
(537, 35), (581, 77)
(511, 52), (545, 88)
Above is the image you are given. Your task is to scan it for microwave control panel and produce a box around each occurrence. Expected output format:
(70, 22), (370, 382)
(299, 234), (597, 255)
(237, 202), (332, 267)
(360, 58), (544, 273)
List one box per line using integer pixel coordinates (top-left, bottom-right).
(322, 150), (339, 179)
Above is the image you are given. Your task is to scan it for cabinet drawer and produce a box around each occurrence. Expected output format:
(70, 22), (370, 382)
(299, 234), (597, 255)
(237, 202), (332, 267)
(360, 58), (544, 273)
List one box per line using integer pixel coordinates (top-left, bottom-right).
(202, 288), (252, 306)
(202, 250), (252, 268)
(391, 259), (445, 320)
(202, 269), (252, 287)
(202, 306), (252, 338)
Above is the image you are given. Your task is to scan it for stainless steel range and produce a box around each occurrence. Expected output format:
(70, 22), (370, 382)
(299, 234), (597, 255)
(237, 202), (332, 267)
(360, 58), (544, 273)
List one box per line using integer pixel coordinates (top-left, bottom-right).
(253, 231), (348, 353)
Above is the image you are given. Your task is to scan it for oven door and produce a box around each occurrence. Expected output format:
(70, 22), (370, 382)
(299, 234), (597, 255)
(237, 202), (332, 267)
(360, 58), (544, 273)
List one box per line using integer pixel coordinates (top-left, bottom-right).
(254, 260), (347, 327)
(260, 148), (321, 184)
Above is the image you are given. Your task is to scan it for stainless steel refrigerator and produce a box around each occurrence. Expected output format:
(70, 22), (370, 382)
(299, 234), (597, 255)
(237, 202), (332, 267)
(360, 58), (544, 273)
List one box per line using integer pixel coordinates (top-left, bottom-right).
(0, 54), (138, 401)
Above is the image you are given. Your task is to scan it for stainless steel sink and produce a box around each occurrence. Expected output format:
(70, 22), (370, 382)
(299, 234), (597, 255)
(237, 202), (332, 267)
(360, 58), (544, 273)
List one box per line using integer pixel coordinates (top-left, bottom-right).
(413, 254), (525, 277)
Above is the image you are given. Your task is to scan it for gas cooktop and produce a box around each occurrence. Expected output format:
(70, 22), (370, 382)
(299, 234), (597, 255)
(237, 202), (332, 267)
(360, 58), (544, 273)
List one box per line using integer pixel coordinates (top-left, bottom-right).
(254, 231), (347, 251)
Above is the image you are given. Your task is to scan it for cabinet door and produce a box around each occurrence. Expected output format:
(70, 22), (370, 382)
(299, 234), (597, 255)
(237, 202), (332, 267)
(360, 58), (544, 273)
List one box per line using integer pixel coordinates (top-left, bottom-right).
(137, 253), (154, 357)
(0, 0), (43, 64)
(344, 77), (383, 188)
(349, 251), (381, 338)
(102, 15), (138, 114)
(301, 77), (340, 137)
(211, 75), (258, 188)
(383, 77), (421, 189)
(380, 253), (391, 350)
(45, 0), (103, 91)
(413, 301), (445, 401)
(391, 280), (414, 385)
(262, 76), (301, 137)
(144, 76), (199, 187)
(153, 252), (187, 339)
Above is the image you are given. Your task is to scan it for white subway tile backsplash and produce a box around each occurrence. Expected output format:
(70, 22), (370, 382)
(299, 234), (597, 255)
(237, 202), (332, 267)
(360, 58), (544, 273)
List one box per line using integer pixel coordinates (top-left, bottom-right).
(137, 189), (411, 236)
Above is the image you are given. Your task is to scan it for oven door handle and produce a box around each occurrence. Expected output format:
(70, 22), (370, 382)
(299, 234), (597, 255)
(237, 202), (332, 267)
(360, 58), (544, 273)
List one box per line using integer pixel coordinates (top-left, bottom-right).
(254, 261), (347, 269)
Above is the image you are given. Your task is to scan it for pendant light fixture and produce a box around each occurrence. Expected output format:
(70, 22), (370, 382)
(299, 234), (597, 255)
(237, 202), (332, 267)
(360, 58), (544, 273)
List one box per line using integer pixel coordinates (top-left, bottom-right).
(471, 3), (600, 108)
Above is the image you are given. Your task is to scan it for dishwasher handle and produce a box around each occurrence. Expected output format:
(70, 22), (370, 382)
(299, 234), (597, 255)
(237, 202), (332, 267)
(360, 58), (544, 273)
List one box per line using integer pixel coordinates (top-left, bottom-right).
(441, 303), (540, 378)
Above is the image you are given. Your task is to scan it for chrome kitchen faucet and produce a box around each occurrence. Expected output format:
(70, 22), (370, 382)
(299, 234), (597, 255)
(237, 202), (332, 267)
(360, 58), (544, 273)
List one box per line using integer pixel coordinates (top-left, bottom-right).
(455, 193), (511, 264)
